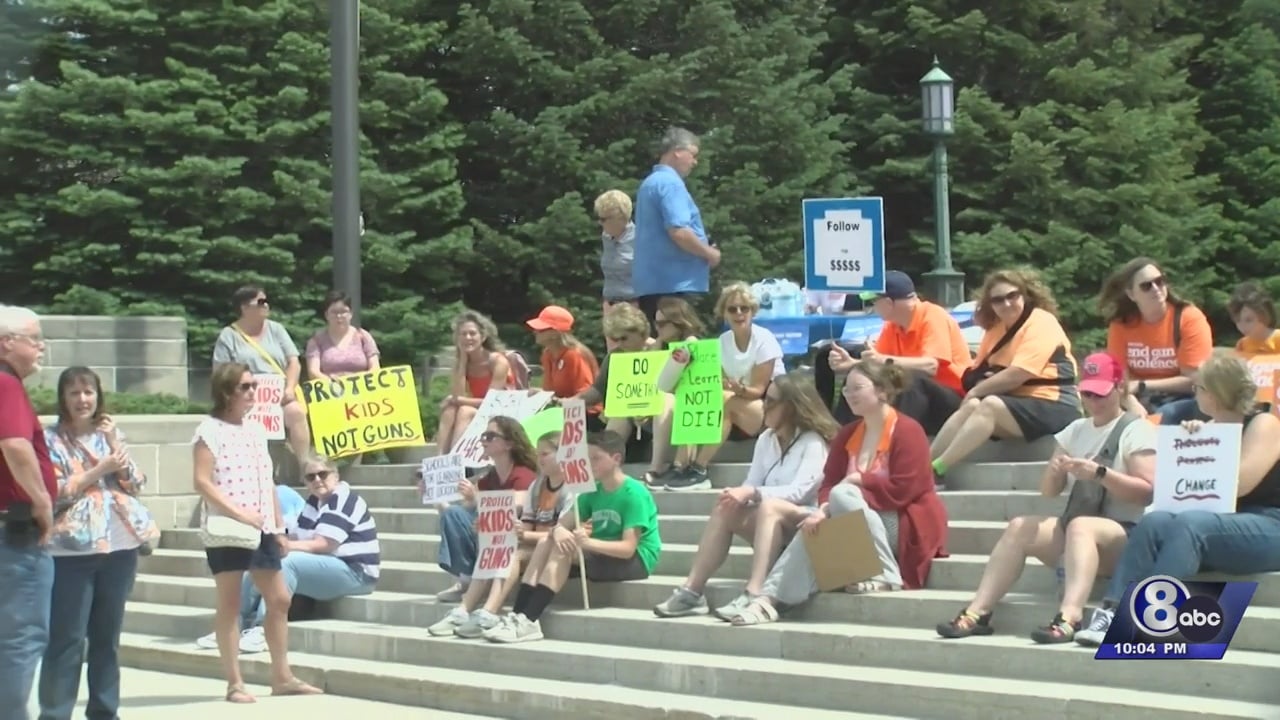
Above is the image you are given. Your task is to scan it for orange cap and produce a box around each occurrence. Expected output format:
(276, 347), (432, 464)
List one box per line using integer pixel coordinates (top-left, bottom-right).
(526, 305), (574, 333)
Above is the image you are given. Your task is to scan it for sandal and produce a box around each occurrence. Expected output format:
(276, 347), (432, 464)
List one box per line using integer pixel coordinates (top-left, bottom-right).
(844, 580), (899, 595)
(272, 677), (324, 696)
(225, 684), (256, 703)
(729, 598), (780, 626)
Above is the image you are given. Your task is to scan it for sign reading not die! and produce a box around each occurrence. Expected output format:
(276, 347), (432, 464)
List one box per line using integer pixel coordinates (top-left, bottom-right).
(244, 374), (286, 439)
(556, 398), (595, 490)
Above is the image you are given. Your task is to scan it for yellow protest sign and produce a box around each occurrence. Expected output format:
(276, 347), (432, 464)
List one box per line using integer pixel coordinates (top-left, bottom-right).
(604, 351), (667, 418)
(301, 365), (425, 458)
(1238, 352), (1280, 403)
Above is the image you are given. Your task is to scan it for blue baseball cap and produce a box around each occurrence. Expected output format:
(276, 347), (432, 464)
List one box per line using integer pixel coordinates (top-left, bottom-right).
(859, 271), (916, 302)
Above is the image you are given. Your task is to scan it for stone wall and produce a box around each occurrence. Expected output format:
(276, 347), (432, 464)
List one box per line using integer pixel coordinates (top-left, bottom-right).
(32, 315), (189, 397)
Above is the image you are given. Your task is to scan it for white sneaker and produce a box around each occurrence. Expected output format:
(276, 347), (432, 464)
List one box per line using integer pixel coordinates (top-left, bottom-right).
(484, 613), (543, 644)
(455, 609), (502, 639)
(194, 631), (218, 650)
(238, 626), (267, 654)
(427, 607), (470, 637)
(1076, 607), (1115, 647)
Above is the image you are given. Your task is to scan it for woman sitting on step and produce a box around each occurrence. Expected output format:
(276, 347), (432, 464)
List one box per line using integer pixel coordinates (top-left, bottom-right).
(731, 362), (948, 626)
(935, 352), (1156, 645)
(1080, 352), (1280, 646)
(430, 416), (537, 602)
(435, 310), (515, 454)
(653, 372), (838, 620)
(428, 430), (572, 638)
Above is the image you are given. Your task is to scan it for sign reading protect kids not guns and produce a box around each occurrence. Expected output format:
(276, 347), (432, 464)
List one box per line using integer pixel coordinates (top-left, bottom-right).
(670, 339), (724, 445)
(604, 351), (666, 418)
(473, 490), (519, 580)
(301, 366), (425, 458)
(244, 374), (285, 440)
(557, 398), (595, 490)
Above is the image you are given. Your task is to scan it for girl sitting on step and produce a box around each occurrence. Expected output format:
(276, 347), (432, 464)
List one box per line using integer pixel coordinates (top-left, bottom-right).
(731, 362), (947, 626)
(428, 430), (572, 638)
(652, 372), (838, 621)
(935, 351), (1156, 645)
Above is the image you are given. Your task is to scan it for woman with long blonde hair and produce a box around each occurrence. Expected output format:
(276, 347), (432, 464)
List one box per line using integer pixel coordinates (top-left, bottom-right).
(436, 310), (513, 453)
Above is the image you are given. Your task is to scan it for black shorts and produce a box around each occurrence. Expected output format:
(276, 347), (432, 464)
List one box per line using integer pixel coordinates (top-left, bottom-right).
(205, 533), (283, 575)
(569, 552), (649, 582)
(998, 396), (1082, 441)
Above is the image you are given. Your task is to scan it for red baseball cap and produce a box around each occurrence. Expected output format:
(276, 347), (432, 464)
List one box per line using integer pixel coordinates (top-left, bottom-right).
(1079, 351), (1124, 396)
(526, 305), (574, 333)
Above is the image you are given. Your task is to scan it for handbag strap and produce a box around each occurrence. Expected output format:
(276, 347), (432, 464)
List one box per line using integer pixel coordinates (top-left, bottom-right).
(231, 324), (287, 376)
(973, 304), (1035, 368)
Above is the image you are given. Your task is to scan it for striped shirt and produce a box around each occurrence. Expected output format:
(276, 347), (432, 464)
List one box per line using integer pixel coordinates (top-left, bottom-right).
(296, 481), (380, 581)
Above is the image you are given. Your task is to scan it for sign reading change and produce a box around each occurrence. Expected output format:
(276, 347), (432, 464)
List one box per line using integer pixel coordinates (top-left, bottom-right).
(301, 365), (425, 458)
(669, 339), (724, 445)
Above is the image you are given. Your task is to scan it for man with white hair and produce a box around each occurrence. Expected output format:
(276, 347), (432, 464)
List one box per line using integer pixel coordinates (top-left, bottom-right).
(0, 304), (56, 718)
(632, 126), (721, 332)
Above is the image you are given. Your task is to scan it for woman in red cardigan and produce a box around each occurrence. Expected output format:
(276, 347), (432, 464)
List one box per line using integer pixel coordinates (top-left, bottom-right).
(731, 361), (948, 626)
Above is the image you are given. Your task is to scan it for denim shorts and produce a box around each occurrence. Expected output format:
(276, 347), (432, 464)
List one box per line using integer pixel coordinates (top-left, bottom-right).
(205, 533), (283, 575)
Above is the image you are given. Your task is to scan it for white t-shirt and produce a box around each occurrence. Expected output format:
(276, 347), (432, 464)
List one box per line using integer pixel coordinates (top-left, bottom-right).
(720, 324), (785, 383)
(1054, 415), (1156, 524)
(192, 417), (279, 533)
(740, 429), (827, 507)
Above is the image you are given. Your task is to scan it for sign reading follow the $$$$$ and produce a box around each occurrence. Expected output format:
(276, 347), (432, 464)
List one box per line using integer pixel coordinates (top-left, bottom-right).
(802, 197), (885, 293)
(604, 350), (666, 418)
(669, 339), (724, 446)
(301, 366), (425, 458)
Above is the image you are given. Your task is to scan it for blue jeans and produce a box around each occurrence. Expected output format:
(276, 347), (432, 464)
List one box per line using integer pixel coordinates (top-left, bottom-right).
(1104, 507), (1280, 602)
(0, 543), (53, 720)
(437, 504), (478, 579)
(1157, 397), (1201, 425)
(39, 549), (138, 720)
(239, 552), (374, 629)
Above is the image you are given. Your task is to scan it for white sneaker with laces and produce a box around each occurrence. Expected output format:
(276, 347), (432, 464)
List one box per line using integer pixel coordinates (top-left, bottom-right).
(484, 613), (543, 644)
(428, 607), (470, 637)
(1076, 607), (1115, 647)
(194, 631), (218, 650)
(238, 626), (267, 654)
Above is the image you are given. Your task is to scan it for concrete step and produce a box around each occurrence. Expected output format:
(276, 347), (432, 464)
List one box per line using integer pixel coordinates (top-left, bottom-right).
(118, 627), (895, 720)
(117, 604), (1275, 719)
(127, 574), (1280, 656)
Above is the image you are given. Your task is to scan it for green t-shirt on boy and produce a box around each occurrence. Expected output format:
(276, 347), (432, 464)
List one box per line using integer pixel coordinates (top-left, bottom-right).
(576, 475), (662, 573)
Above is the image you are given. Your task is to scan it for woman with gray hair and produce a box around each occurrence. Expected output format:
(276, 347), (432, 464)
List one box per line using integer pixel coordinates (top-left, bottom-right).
(596, 189), (637, 349)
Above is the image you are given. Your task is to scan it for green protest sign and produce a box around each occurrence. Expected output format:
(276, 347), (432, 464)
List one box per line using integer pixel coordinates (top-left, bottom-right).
(669, 339), (724, 445)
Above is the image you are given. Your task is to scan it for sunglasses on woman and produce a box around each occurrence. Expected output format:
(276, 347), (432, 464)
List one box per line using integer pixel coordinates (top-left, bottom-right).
(480, 431), (506, 442)
(1137, 276), (1165, 293)
(237, 381), (258, 393)
(304, 470), (332, 482)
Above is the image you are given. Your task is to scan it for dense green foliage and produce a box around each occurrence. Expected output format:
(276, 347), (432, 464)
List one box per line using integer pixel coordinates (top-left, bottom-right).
(26, 387), (209, 415)
(1, 0), (1277, 361)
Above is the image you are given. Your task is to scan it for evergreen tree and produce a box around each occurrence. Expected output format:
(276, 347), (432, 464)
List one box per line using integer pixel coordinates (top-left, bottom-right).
(0, 0), (466, 363)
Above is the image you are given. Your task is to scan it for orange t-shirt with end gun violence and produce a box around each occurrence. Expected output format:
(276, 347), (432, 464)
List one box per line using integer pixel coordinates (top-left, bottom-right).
(1105, 304), (1212, 381)
(973, 307), (1078, 404)
(541, 345), (601, 412)
(874, 300), (973, 395)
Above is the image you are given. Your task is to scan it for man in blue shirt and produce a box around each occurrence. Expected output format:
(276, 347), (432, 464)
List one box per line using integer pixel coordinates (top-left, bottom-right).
(632, 127), (720, 332)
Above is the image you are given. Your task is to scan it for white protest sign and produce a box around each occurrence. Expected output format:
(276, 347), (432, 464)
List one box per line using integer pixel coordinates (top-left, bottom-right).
(453, 389), (555, 467)
(473, 490), (519, 580)
(1152, 423), (1241, 515)
(419, 453), (464, 505)
(556, 398), (595, 490)
(244, 374), (285, 440)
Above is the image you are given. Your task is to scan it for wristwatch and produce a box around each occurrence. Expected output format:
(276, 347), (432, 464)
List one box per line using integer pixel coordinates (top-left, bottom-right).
(1136, 380), (1147, 396)
(1094, 464), (1108, 482)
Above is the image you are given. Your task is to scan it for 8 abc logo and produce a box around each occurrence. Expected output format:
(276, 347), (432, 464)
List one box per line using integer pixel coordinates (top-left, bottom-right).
(1130, 575), (1225, 643)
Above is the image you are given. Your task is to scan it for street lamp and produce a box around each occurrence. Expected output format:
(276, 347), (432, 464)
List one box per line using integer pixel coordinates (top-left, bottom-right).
(331, 0), (362, 322)
(919, 58), (965, 309)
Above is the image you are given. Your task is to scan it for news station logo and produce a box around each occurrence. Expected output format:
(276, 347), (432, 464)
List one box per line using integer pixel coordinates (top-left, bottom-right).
(1095, 575), (1257, 660)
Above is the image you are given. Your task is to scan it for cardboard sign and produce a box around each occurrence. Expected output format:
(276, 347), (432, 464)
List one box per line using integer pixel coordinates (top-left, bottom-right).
(454, 390), (555, 467)
(803, 509), (883, 592)
(420, 453), (464, 505)
(301, 366), (425, 458)
(557, 398), (595, 490)
(1241, 353), (1280, 403)
(604, 351), (666, 418)
(244, 374), (285, 440)
(474, 490), (519, 580)
(669, 339), (725, 445)
(1152, 424), (1241, 515)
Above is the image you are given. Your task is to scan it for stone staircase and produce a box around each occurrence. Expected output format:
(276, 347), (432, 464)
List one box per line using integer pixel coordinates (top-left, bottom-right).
(118, 433), (1280, 719)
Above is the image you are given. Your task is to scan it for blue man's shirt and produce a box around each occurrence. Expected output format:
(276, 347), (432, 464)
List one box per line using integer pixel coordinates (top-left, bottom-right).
(632, 164), (709, 296)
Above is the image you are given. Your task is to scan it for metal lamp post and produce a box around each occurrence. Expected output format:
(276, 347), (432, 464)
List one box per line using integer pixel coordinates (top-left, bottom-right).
(331, 0), (362, 321)
(919, 58), (965, 308)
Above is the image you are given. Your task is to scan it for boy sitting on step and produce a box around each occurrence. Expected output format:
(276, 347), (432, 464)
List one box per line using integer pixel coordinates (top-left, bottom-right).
(483, 431), (662, 643)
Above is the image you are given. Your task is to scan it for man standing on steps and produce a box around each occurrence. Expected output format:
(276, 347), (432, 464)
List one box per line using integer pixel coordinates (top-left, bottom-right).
(632, 126), (721, 334)
(816, 270), (971, 436)
(0, 305), (57, 718)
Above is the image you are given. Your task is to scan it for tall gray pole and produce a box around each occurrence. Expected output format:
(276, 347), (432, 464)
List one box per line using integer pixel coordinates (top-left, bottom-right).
(330, 0), (362, 322)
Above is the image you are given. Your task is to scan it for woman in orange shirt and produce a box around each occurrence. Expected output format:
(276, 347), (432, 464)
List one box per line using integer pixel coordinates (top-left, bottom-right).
(436, 311), (513, 453)
(526, 305), (604, 428)
(1229, 282), (1280, 355)
(1099, 257), (1212, 425)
